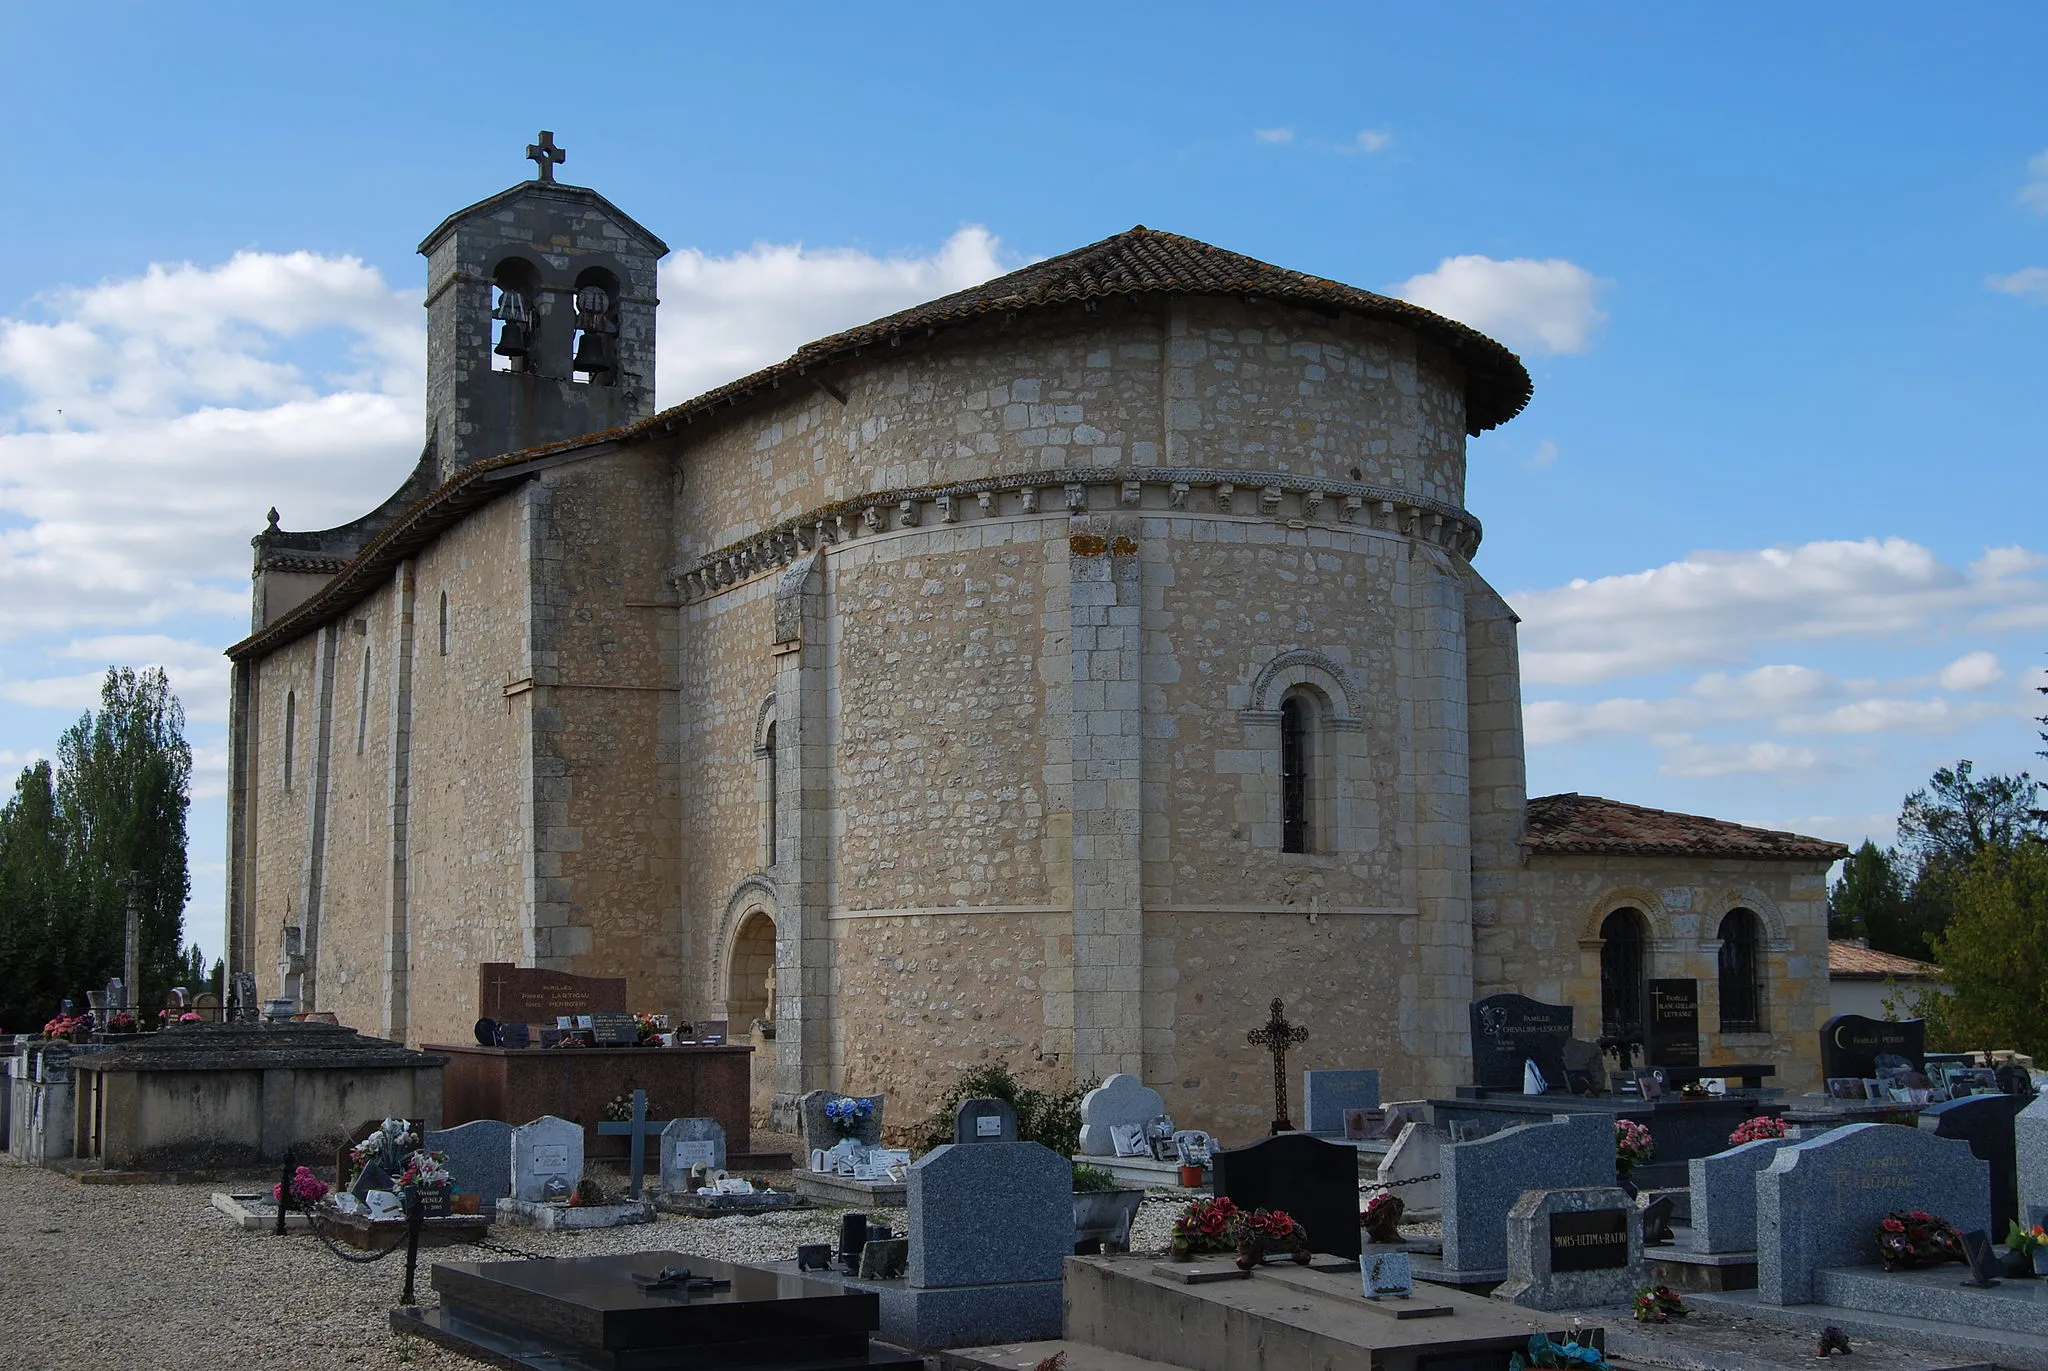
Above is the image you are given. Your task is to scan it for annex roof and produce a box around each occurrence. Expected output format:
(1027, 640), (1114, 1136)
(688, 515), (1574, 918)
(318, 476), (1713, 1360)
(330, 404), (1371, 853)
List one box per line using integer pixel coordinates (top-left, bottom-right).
(1523, 793), (1850, 863)
(1828, 940), (1943, 980)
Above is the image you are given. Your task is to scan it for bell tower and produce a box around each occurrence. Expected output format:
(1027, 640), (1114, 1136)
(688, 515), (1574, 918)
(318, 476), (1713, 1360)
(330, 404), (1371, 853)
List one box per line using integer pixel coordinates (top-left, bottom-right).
(417, 132), (668, 479)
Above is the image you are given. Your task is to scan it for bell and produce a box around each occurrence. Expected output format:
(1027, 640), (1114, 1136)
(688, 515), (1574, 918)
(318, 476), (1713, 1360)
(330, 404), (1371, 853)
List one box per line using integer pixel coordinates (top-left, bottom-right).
(572, 329), (613, 379)
(493, 319), (529, 359)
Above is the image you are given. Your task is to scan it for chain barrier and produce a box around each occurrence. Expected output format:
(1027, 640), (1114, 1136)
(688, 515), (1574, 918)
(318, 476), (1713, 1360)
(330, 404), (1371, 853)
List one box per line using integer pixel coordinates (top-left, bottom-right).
(1359, 1171), (1441, 1192)
(466, 1235), (554, 1261)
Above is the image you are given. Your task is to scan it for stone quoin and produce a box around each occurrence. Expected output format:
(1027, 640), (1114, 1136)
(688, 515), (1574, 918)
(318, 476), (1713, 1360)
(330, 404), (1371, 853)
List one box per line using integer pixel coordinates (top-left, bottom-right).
(223, 136), (1846, 1138)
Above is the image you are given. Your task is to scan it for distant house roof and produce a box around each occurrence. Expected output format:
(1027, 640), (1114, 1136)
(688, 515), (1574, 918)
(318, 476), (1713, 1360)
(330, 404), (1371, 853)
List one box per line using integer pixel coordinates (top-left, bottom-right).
(1829, 940), (1943, 981)
(1523, 793), (1850, 862)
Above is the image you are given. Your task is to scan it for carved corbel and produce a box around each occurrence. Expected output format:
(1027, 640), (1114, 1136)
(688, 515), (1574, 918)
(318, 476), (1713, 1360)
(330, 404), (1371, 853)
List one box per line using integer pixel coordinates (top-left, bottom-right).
(1259, 486), (1283, 515)
(976, 491), (994, 517)
(937, 495), (958, 524)
(1303, 490), (1325, 520)
(1169, 482), (1189, 509)
(897, 499), (919, 528)
(1065, 484), (1088, 511)
(1020, 487), (1040, 513)
(862, 506), (883, 534)
(1341, 493), (1363, 522)
(1215, 482), (1235, 512)
(1120, 481), (1141, 506)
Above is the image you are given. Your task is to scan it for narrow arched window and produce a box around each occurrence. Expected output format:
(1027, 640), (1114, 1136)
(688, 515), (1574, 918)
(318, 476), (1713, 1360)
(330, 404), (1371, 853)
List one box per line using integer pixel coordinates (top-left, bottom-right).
(438, 591), (450, 657)
(283, 690), (297, 793)
(1280, 692), (1312, 853)
(1600, 908), (1647, 1040)
(1718, 908), (1764, 1033)
(762, 721), (778, 862)
(355, 648), (371, 754)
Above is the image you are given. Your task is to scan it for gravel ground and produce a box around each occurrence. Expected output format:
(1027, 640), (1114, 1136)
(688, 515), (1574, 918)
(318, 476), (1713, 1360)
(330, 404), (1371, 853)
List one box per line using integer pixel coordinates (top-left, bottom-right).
(0, 1145), (1199, 1371)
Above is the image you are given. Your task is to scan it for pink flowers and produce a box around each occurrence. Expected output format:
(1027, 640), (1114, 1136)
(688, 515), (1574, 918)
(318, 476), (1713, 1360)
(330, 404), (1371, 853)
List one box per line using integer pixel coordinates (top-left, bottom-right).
(1729, 1115), (1788, 1147)
(273, 1166), (330, 1205)
(1614, 1118), (1656, 1171)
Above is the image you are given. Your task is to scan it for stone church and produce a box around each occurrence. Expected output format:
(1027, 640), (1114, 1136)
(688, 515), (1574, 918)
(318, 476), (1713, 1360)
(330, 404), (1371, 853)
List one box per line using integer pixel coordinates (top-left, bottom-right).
(225, 141), (1846, 1137)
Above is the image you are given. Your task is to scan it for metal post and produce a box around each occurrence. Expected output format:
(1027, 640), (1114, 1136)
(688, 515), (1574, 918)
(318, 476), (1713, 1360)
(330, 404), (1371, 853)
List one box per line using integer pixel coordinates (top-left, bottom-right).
(399, 1187), (423, 1306)
(276, 1160), (293, 1236)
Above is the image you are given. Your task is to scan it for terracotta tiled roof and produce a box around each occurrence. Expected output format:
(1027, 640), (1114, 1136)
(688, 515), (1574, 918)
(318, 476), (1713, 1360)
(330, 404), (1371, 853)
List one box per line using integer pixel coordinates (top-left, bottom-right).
(1522, 793), (1850, 862)
(1829, 941), (1942, 980)
(642, 226), (1532, 437)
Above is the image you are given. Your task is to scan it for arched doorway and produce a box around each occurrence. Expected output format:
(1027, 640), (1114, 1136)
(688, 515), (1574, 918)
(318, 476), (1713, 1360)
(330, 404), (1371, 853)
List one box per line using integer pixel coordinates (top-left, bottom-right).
(725, 909), (777, 1032)
(1600, 907), (1648, 1041)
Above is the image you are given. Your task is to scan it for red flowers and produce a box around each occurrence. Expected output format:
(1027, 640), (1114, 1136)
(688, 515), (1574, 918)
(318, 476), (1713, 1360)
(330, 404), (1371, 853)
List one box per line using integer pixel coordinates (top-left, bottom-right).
(1876, 1210), (1962, 1270)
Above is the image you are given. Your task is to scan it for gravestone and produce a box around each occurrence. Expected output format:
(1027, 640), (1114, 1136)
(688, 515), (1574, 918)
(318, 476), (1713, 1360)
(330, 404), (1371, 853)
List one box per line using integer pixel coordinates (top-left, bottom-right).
(1302, 1069), (1381, 1137)
(1469, 994), (1574, 1090)
(1561, 1039), (1605, 1095)
(1818, 1014), (1927, 1080)
(2019, 1093), (2048, 1226)
(799, 1090), (885, 1152)
(908, 1141), (1070, 1288)
(193, 993), (221, 1022)
(1497, 1187), (1642, 1310)
(1441, 1113), (1614, 1274)
(659, 1117), (727, 1191)
(1926, 1092), (2030, 1234)
(231, 971), (260, 1022)
(1756, 1122), (1989, 1304)
(1210, 1132), (1361, 1260)
(1078, 1073), (1166, 1156)
(1644, 980), (1700, 1069)
(1688, 1134), (1798, 1253)
(953, 1097), (1019, 1144)
(478, 962), (627, 1026)
(1375, 1120), (1446, 1214)
(425, 1119), (514, 1218)
(510, 1115), (583, 1203)
(589, 1010), (638, 1046)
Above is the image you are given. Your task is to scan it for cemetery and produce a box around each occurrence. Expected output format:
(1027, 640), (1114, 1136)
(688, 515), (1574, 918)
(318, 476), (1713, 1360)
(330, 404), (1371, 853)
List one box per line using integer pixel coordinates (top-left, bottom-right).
(8, 977), (2045, 1371)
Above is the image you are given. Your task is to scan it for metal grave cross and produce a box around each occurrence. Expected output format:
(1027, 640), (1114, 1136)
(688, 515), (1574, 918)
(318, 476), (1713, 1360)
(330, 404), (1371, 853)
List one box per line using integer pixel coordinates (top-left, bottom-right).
(1246, 997), (1310, 1135)
(525, 131), (566, 183)
(596, 1088), (666, 1199)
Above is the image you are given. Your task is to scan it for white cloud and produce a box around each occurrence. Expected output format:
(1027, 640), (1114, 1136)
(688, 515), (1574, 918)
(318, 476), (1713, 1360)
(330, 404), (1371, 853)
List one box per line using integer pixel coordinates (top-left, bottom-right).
(1660, 741), (1827, 779)
(1254, 127), (1296, 145)
(1989, 266), (2048, 303)
(1527, 439), (1558, 469)
(1352, 129), (1392, 153)
(655, 226), (1010, 406)
(1936, 650), (2002, 691)
(2020, 148), (2048, 214)
(1393, 255), (1607, 355)
(1515, 538), (2048, 686)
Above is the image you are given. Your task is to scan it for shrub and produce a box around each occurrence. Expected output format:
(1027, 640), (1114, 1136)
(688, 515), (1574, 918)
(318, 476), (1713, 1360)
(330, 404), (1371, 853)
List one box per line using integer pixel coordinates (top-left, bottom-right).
(920, 1062), (1099, 1155)
(1071, 1163), (1119, 1193)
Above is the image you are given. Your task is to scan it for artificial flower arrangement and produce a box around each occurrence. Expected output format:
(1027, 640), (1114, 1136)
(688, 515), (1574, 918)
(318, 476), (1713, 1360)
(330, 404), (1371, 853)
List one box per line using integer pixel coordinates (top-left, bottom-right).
(273, 1165), (331, 1207)
(396, 1149), (453, 1191)
(1360, 1192), (1406, 1244)
(1728, 1115), (1788, 1147)
(2006, 1219), (2048, 1277)
(104, 1011), (138, 1033)
(1167, 1195), (1311, 1268)
(41, 1013), (86, 1041)
(547, 1034), (589, 1048)
(634, 1012), (667, 1045)
(603, 1092), (655, 1123)
(1508, 1332), (1611, 1370)
(344, 1117), (419, 1185)
(1632, 1285), (1689, 1323)
(1876, 1210), (1963, 1270)
(824, 1096), (875, 1138)
(1614, 1119), (1655, 1174)
(1234, 1206), (1312, 1270)
(568, 1177), (606, 1208)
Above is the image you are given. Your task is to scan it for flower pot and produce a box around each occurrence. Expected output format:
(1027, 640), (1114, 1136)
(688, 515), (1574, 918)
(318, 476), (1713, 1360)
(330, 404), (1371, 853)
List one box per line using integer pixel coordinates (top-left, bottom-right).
(2034, 1248), (2048, 1278)
(1073, 1189), (1145, 1255)
(1178, 1164), (1205, 1187)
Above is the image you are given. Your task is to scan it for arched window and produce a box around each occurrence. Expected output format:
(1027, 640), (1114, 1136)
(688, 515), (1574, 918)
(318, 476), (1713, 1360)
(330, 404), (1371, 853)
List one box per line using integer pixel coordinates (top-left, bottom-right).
(762, 721), (778, 861)
(1718, 908), (1764, 1033)
(282, 690), (297, 793)
(1599, 908), (1647, 1040)
(355, 648), (371, 754)
(489, 257), (541, 374)
(1280, 691), (1313, 853)
(570, 267), (621, 385)
(438, 591), (450, 657)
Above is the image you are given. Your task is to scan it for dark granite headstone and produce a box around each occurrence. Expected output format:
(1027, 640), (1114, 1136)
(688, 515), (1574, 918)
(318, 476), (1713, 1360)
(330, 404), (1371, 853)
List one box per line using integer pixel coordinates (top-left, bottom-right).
(1644, 980), (1700, 1069)
(1210, 1132), (1361, 1260)
(590, 1011), (638, 1046)
(1819, 1014), (1926, 1080)
(1469, 994), (1574, 1090)
(1959, 1228), (2000, 1287)
(478, 962), (627, 1026)
(494, 1021), (530, 1048)
(1638, 1193), (1675, 1246)
(1926, 1092), (2030, 1234)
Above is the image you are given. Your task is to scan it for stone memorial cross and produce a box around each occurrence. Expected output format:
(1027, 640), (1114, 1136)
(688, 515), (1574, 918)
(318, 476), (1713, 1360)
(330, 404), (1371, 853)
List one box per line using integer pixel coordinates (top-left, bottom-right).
(1247, 997), (1309, 1134)
(596, 1088), (667, 1199)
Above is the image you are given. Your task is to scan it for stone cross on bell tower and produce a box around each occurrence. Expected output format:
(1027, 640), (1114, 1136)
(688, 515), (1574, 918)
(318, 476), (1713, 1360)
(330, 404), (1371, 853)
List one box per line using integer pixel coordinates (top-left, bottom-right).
(525, 131), (565, 183)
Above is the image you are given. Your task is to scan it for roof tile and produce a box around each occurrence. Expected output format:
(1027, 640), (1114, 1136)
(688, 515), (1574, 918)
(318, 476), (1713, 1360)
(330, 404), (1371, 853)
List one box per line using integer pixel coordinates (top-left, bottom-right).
(1523, 792), (1849, 862)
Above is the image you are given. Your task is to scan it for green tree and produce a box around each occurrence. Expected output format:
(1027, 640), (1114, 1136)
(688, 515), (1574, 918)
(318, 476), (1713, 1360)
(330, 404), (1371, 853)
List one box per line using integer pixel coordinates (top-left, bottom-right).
(0, 761), (70, 1031)
(1892, 761), (2045, 957)
(1828, 840), (1911, 947)
(1916, 840), (2048, 1059)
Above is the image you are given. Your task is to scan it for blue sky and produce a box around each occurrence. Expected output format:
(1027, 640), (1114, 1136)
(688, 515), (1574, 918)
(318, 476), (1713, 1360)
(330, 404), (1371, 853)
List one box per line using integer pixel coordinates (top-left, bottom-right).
(2, 4), (2045, 964)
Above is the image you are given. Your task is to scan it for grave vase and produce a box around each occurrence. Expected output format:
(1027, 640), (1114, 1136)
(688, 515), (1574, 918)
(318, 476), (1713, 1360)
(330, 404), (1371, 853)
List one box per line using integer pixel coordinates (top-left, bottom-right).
(1178, 1163), (1205, 1187)
(2034, 1247), (2048, 1277)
